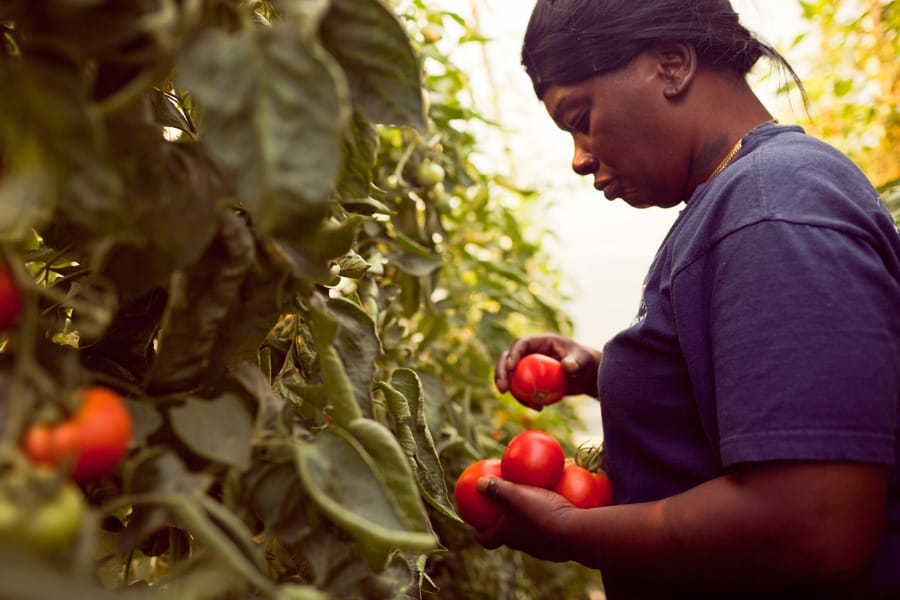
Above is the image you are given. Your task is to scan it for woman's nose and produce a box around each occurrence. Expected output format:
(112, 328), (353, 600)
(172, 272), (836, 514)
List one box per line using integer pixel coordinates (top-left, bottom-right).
(572, 146), (598, 176)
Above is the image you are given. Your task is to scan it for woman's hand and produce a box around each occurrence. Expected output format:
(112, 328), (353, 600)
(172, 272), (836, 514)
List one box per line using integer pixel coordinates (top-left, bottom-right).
(494, 334), (602, 404)
(473, 476), (579, 563)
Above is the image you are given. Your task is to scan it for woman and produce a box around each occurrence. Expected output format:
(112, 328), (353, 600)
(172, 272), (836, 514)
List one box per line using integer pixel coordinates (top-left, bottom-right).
(485, 1), (900, 598)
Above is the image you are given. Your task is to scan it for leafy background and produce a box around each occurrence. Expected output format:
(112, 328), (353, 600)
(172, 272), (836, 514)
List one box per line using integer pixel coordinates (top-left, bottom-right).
(0, 1), (895, 599)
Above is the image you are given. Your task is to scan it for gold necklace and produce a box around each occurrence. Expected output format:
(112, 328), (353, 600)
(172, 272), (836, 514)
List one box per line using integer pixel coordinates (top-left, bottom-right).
(707, 138), (743, 181)
(707, 120), (778, 181)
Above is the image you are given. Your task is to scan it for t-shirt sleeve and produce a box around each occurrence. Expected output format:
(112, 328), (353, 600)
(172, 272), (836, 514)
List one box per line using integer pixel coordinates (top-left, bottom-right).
(707, 220), (900, 467)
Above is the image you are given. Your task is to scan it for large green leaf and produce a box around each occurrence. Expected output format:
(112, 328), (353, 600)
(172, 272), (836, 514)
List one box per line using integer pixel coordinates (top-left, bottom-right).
(328, 296), (382, 418)
(176, 23), (350, 237)
(1, 59), (125, 235)
(169, 393), (254, 471)
(148, 210), (255, 393)
(309, 296), (364, 425)
(347, 418), (434, 535)
(320, 0), (425, 129)
(336, 111), (380, 202)
(293, 426), (436, 568)
(380, 369), (459, 522)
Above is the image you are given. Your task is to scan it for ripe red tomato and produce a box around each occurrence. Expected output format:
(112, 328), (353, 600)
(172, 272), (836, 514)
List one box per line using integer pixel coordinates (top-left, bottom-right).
(501, 430), (565, 489)
(592, 469), (613, 507)
(23, 386), (133, 484)
(554, 464), (613, 508)
(0, 264), (22, 330)
(454, 458), (504, 529)
(508, 354), (567, 408)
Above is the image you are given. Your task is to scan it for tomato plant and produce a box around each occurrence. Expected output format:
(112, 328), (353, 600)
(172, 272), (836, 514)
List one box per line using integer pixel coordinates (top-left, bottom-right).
(454, 458), (504, 529)
(23, 387), (133, 484)
(0, 264), (21, 330)
(501, 430), (565, 489)
(508, 353), (568, 408)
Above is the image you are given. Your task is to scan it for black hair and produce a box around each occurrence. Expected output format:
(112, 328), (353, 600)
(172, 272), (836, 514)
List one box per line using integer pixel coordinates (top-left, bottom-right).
(522, 0), (805, 102)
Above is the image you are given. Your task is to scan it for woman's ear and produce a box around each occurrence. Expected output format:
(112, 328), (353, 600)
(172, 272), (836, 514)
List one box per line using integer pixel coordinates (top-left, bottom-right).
(652, 42), (697, 99)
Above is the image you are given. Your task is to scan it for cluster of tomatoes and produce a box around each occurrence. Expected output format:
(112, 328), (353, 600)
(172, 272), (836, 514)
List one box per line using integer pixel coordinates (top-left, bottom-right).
(454, 430), (612, 530)
(0, 263), (134, 553)
(22, 386), (134, 485)
(0, 262), (133, 485)
(454, 353), (612, 530)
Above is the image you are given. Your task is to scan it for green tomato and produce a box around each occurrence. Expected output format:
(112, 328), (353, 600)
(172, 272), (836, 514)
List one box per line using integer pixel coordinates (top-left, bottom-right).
(0, 482), (85, 553)
(415, 160), (445, 187)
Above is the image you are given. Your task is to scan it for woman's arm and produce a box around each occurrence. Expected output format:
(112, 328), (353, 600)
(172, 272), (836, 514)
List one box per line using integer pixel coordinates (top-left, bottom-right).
(477, 460), (887, 588)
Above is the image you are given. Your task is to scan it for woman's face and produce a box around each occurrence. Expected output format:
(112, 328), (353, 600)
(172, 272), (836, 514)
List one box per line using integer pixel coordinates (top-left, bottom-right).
(541, 50), (691, 209)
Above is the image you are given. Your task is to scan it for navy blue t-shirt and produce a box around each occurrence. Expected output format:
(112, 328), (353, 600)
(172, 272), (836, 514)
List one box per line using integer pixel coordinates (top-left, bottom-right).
(597, 123), (900, 597)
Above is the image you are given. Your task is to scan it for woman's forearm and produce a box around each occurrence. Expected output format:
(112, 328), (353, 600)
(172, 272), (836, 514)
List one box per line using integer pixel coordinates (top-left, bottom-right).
(558, 462), (886, 587)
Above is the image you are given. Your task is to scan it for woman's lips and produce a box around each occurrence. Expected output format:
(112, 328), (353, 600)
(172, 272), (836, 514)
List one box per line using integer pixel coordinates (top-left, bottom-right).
(596, 178), (622, 200)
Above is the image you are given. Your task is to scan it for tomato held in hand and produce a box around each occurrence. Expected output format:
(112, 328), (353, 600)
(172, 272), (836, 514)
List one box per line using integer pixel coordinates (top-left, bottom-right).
(23, 386), (133, 484)
(454, 458), (504, 529)
(0, 264), (21, 330)
(508, 354), (567, 408)
(501, 430), (565, 489)
(554, 464), (613, 508)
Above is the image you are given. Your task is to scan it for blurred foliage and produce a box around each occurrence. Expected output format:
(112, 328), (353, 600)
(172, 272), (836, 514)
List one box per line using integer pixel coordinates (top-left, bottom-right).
(0, 0), (602, 598)
(790, 0), (899, 187)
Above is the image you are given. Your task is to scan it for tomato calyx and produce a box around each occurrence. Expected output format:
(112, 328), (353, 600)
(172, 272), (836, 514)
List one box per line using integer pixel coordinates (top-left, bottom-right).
(555, 442), (612, 509)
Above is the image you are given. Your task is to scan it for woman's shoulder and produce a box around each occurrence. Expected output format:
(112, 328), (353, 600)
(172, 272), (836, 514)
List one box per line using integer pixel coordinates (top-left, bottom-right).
(670, 124), (893, 268)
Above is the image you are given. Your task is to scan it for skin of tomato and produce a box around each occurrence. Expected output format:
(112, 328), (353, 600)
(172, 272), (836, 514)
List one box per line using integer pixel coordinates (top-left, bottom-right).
(501, 430), (565, 489)
(454, 458), (504, 529)
(0, 264), (21, 331)
(22, 425), (56, 465)
(593, 469), (614, 507)
(70, 387), (133, 484)
(554, 464), (604, 508)
(508, 354), (568, 407)
(21, 387), (133, 484)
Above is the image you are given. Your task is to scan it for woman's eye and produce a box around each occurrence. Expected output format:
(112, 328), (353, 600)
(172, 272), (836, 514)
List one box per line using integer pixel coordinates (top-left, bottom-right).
(570, 113), (590, 134)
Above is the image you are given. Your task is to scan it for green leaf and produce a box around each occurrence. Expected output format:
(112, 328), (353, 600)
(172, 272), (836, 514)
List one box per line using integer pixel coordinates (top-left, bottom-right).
(272, 214), (364, 281)
(328, 297), (381, 417)
(170, 496), (274, 593)
(169, 393), (254, 471)
(148, 211), (255, 393)
(346, 418), (434, 534)
(320, 0), (425, 128)
(309, 296), (364, 425)
(336, 111), (380, 201)
(1, 59), (125, 234)
(336, 249), (371, 279)
(387, 231), (442, 276)
(230, 361), (288, 437)
(0, 166), (53, 241)
(98, 136), (224, 300)
(293, 428), (436, 564)
(176, 23), (351, 237)
(380, 369), (460, 522)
